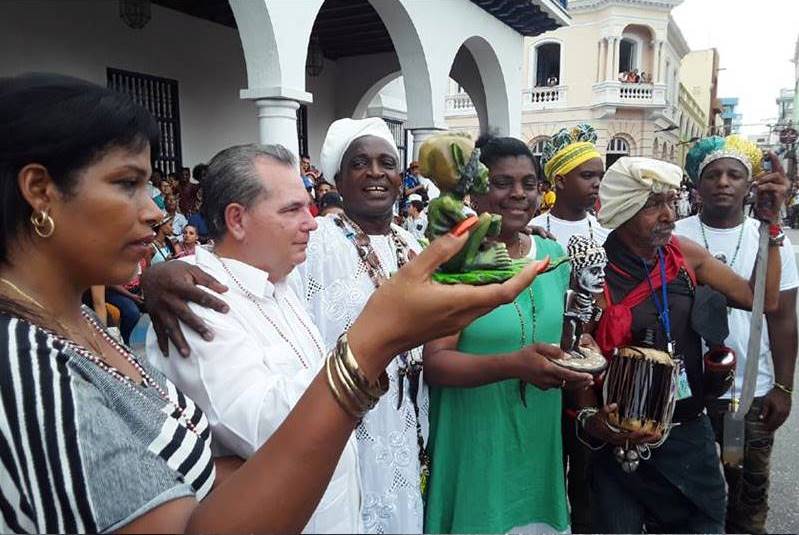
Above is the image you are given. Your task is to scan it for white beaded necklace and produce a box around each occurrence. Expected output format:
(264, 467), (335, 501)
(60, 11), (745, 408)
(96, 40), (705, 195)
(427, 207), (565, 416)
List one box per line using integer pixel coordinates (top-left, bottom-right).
(214, 254), (325, 368)
(70, 311), (198, 433)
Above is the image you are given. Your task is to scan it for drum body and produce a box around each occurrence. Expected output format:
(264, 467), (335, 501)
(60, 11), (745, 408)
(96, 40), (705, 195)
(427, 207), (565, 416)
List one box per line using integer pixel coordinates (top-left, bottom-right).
(603, 346), (678, 434)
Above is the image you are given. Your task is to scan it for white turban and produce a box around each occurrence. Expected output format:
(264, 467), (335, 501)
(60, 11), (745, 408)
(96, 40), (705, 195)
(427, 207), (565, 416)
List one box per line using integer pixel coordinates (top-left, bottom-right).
(319, 118), (399, 185)
(598, 157), (682, 229)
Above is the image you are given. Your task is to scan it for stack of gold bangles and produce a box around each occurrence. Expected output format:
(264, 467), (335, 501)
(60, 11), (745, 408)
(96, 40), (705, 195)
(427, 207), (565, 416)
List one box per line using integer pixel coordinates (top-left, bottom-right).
(325, 334), (389, 419)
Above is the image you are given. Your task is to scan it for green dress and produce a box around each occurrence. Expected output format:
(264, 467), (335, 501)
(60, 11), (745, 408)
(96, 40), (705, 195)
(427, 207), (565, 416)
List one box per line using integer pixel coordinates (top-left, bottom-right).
(425, 237), (570, 534)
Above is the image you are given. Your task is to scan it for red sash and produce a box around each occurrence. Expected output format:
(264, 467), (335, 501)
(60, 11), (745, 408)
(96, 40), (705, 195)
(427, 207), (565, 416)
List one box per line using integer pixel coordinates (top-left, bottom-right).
(595, 237), (695, 357)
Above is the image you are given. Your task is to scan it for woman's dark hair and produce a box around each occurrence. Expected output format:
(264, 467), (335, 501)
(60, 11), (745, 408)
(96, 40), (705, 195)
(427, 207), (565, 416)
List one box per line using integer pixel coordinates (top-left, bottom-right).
(475, 133), (540, 178)
(0, 72), (160, 264)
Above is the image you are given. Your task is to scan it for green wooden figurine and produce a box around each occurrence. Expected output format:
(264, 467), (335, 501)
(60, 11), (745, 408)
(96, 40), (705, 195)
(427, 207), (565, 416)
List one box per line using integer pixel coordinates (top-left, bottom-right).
(419, 133), (528, 284)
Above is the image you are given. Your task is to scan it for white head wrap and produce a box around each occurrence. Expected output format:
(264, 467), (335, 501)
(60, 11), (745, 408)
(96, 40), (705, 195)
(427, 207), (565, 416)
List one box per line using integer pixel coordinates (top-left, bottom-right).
(598, 157), (682, 229)
(319, 117), (399, 185)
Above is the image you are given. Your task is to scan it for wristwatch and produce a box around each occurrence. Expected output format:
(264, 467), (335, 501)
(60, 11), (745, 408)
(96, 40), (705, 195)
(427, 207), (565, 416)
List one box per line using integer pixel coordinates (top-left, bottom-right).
(769, 224), (785, 247)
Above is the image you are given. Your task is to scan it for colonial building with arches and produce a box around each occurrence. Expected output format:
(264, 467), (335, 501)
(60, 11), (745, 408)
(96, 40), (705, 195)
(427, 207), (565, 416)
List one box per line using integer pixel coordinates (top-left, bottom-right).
(445, 0), (712, 169)
(1, 0), (568, 170)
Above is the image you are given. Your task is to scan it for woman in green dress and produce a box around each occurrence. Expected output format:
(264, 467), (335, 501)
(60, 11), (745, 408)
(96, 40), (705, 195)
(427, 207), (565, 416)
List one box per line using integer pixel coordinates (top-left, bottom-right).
(424, 135), (594, 534)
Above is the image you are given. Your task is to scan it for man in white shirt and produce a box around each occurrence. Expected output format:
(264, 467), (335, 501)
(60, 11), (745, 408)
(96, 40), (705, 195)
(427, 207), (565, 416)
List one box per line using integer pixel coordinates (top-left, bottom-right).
(677, 137), (798, 534)
(140, 119), (431, 534)
(146, 144), (362, 534)
(293, 117), (427, 534)
(403, 193), (428, 242)
(531, 124), (610, 251)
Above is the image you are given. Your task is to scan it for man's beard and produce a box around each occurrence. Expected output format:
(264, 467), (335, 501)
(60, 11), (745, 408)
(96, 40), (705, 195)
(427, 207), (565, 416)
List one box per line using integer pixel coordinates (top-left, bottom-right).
(650, 224), (674, 247)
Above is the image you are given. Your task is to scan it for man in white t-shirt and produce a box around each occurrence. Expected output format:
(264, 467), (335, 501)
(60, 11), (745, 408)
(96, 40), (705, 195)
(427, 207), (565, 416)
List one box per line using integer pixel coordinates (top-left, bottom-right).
(678, 136), (798, 534)
(531, 124), (610, 254)
(403, 193), (428, 242)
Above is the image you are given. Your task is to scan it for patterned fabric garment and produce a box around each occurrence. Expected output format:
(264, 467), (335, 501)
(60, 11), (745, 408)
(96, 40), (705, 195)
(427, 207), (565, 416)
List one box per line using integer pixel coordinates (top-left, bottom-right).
(291, 215), (427, 534)
(0, 311), (215, 533)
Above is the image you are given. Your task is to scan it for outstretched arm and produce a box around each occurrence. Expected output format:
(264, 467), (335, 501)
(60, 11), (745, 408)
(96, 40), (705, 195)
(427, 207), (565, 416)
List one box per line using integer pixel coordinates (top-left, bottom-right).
(680, 235), (781, 313)
(122, 230), (553, 533)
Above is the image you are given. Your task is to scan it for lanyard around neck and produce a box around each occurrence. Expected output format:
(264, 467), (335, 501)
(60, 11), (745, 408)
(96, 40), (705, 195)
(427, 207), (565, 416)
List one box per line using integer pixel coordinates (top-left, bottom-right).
(642, 248), (673, 353)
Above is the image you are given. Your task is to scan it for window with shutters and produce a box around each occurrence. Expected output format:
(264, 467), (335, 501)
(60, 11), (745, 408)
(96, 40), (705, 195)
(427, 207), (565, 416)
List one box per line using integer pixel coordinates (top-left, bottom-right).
(107, 68), (182, 174)
(383, 118), (406, 168)
(297, 105), (309, 157)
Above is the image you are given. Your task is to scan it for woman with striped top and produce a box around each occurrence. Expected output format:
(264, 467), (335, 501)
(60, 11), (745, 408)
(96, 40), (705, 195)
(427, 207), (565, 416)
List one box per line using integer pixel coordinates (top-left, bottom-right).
(0, 73), (547, 533)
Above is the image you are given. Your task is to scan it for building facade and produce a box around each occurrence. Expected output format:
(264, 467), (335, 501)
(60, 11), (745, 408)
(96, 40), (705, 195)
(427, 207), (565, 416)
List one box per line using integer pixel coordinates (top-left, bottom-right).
(680, 48), (723, 133)
(1, 0), (569, 171)
(444, 0), (704, 168)
(719, 97), (743, 136)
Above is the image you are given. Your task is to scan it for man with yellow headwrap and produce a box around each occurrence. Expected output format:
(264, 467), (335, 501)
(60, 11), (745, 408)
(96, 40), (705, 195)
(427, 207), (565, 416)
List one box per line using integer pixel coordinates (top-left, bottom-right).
(530, 124), (610, 533)
(570, 155), (788, 533)
(532, 124), (610, 251)
(675, 136), (798, 534)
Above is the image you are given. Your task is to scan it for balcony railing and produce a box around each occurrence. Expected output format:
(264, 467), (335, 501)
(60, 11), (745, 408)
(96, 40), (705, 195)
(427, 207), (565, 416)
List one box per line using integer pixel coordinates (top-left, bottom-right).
(445, 92), (475, 115)
(523, 85), (567, 110)
(592, 81), (666, 110)
(619, 83), (654, 101)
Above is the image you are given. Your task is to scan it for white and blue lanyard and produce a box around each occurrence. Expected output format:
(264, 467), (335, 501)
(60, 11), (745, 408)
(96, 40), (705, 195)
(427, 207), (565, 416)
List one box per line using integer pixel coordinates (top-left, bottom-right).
(642, 248), (675, 357)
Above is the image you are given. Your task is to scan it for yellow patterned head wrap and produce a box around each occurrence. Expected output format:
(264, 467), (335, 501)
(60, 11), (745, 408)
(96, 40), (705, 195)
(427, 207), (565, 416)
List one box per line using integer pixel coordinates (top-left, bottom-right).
(540, 124), (602, 183)
(685, 135), (763, 184)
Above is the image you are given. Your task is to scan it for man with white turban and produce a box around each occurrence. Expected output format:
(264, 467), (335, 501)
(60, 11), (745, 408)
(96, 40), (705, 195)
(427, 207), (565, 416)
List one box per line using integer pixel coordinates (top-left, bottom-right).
(294, 118), (429, 534)
(571, 156), (788, 533)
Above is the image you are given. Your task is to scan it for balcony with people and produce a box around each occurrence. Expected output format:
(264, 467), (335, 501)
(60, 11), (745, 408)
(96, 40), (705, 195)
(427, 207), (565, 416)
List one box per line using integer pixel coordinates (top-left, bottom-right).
(524, 40), (568, 110)
(592, 24), (671, 113)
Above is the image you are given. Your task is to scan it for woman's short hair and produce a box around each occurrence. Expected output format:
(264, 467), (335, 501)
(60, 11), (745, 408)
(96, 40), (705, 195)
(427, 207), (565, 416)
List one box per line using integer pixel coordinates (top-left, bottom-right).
(0, 73), (160, 263)
(475, 133), (540, 178)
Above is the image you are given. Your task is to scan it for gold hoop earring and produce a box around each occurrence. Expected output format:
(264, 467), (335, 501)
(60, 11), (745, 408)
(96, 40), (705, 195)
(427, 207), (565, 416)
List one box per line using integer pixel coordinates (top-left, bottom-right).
(30, 210), (55, 238)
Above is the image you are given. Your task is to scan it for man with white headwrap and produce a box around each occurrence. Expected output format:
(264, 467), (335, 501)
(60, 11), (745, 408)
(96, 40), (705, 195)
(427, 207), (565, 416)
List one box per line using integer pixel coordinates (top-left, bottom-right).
(293, 118), (428, 534)
(570, 156), (788, 533)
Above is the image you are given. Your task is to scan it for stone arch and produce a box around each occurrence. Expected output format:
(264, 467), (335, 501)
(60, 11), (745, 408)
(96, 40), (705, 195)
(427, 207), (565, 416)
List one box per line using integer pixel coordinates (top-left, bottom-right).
(352, 71), (403, 119)
(528, 135), (550, 172)
(606, 133), (633, 168)
(449, 35), (511, 135)
(365, 0), (436, 128)
(230, 0), (323, 96)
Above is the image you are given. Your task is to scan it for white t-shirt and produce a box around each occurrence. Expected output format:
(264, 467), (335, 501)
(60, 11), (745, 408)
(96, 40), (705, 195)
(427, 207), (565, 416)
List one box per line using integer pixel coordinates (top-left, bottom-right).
(530, 212), (611, 251)
(403, 214), (428, 242)
(675, 215), (799, 398)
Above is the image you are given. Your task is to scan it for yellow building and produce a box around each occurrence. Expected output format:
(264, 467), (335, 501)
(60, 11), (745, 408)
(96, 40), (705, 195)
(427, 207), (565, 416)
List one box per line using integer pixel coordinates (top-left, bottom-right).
(445, 0), (716, 170)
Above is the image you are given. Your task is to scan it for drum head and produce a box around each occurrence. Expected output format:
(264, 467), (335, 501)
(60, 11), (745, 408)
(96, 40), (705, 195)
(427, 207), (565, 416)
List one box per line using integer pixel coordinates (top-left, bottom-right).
(550, 348), (607, 374)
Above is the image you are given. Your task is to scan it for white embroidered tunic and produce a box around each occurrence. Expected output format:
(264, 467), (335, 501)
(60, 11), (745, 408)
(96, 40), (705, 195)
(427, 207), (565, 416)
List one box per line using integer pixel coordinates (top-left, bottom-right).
(291, 215), (428, 534)
(147, 247), (362, 534)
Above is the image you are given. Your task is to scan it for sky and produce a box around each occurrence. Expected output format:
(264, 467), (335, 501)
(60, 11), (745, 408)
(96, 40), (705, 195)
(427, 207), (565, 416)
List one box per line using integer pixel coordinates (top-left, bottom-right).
(671, 0), (799, 136)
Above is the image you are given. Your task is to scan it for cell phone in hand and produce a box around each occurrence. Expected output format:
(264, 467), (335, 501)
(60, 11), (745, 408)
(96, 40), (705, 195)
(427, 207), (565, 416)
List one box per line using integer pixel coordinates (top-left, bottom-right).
(762, 151), (772, 173)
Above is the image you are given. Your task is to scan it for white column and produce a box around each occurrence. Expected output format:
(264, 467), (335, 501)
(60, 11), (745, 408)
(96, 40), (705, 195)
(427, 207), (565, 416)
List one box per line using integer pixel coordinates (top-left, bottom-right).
(652, 41), (660, 83)
(613, 37), (621, 78)
(657, 41), (665, 83)
(254, 98), (301, 157)
(604, 38), (615, 81)
(596, 40), (604, 82)
(409, 127), (446, 159)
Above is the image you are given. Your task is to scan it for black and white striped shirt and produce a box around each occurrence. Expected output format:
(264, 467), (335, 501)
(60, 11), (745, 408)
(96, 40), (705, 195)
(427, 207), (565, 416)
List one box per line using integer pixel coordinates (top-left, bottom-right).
(0, 313), (215, 533)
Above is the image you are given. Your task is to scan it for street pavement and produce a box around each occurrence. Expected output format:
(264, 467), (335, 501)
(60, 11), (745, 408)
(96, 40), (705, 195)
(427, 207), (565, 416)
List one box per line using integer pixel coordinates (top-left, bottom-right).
(766, 228), (799, 534)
